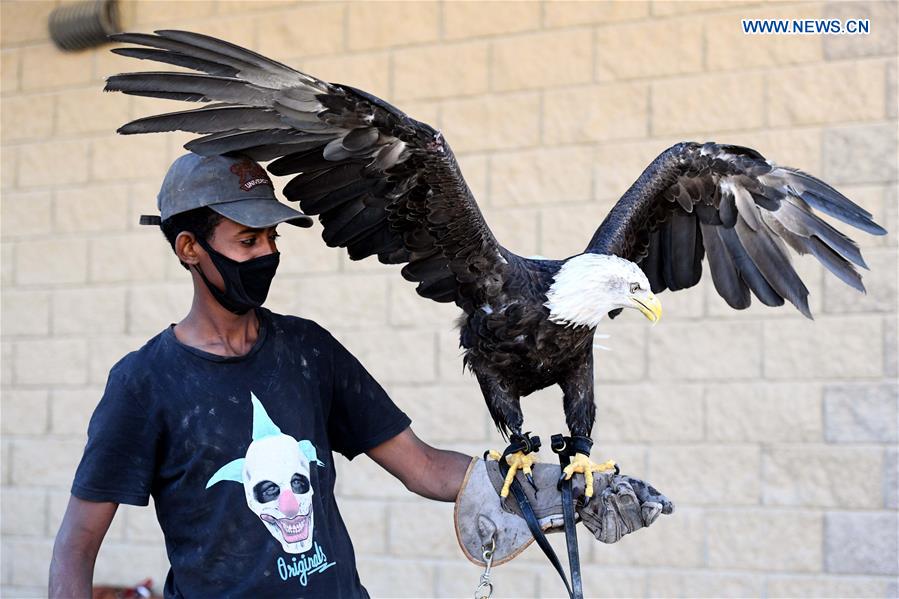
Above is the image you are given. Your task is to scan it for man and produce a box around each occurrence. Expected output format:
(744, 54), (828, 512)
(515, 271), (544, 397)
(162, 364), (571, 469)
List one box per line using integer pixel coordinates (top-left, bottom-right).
(49, 153), (473, 598)
(50, 152), (668, 598)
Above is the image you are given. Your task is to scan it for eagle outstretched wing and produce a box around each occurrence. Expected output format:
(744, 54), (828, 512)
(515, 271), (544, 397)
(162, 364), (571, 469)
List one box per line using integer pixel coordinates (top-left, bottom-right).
(587, 142), (886, 318)
(105, 30), (512, 312)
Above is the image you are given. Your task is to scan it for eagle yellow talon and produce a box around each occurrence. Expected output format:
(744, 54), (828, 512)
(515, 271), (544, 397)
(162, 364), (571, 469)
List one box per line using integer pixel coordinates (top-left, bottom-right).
(488, 449), (537, 498)
(561, 453), (616, 498)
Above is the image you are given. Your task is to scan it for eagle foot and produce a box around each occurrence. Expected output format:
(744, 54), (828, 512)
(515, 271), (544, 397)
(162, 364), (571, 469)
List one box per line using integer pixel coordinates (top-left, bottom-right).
(560, 453), (618, 499)
(486, 432), (542, 497)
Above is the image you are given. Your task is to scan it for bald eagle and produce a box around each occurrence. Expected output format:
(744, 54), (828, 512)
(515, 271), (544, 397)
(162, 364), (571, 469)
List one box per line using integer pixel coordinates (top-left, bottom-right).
(106, 30), (886, 494)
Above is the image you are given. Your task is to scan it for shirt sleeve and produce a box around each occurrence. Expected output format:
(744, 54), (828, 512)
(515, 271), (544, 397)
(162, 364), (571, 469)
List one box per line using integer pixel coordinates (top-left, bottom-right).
(324, 330), (411, 460)
(71, 362), (159, 506)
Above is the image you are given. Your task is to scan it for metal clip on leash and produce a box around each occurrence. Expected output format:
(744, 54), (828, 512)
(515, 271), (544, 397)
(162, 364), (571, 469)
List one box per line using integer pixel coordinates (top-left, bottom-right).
(473, 536), (495, 599)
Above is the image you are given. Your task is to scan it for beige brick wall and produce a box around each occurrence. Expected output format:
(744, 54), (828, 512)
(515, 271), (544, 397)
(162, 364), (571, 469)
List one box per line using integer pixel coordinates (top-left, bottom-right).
(1, 0), (897, 597)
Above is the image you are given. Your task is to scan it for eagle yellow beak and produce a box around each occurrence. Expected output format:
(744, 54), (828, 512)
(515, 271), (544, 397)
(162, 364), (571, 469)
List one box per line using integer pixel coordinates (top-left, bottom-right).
(630, 292), (662, 324)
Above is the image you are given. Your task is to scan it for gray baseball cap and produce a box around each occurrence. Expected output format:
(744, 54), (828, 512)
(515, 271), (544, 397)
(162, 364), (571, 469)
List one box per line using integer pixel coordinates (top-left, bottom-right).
(140, 153), (313, 228)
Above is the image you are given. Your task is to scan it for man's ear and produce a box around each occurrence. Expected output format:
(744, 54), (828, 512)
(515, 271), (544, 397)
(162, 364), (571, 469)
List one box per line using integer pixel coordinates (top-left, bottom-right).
(175, 231), (201, 266)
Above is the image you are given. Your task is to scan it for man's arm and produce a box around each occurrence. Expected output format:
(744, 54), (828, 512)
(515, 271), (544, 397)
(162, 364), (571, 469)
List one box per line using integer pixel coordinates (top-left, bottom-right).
(49, 496), (118, 598)
(366, 427), (473, 502)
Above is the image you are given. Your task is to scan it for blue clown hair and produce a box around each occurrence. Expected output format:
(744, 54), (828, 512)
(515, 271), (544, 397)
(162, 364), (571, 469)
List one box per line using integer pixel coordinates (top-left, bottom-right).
(205, 392), (324, 489)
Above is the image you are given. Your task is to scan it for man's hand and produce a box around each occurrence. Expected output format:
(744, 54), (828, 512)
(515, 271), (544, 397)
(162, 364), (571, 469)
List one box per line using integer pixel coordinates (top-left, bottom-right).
(455, 458), (674, 566)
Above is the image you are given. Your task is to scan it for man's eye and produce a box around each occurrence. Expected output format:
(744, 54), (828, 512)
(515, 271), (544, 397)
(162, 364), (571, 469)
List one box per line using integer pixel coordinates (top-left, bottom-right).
(269, 232), (280, 242)
(240, 238), (256, 246)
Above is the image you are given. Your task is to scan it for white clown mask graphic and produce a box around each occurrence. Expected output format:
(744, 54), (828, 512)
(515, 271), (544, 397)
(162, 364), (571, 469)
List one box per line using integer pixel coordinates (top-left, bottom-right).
(206, 393), (324, 554)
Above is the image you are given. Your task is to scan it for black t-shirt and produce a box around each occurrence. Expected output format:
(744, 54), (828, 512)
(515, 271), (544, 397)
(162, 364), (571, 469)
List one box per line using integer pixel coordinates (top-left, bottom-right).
(71, 308), (411, 598)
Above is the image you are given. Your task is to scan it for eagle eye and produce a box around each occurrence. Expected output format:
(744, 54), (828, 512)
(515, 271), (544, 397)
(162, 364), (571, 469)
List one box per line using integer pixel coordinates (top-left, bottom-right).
(629, 282), (640, 294)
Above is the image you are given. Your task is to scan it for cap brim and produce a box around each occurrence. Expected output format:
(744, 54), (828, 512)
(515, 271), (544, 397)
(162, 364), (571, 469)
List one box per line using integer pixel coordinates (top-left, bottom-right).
(210, 198), (314, 228)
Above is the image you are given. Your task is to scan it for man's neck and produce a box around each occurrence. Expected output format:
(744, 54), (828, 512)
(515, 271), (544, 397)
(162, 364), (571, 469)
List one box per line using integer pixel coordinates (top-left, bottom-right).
(173, 290), (262, 357)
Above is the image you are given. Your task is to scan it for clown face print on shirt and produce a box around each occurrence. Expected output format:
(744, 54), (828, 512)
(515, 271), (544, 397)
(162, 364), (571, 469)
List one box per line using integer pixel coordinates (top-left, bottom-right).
(206, 393), (325, 554)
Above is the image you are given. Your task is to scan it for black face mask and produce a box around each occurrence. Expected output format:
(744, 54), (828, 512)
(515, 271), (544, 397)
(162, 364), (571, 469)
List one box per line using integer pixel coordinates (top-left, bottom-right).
(194, 236), (280, 315)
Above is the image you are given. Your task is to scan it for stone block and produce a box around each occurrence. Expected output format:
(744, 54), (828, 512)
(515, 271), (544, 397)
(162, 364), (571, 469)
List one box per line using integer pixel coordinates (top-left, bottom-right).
(55, 86), (131, 136)
(885, 447), (897, 509)
(394, 41), (488, 101)
(436, 329), (468, 382)
(824, 382), (898, 442)
(823, 123), (898, 185)
(543, 83), (649, 145)
(90, 233), (169, 284)
(707, 382), (823, 442)
(1, 145), (18, 190)
(14, 338), (87, 385)
(824, 248), (897, 314)
(1, 342), (12, 386)
(649, 321), (762, 380)
(50, 387), (103, 436)
(1, 49), (19, 93)
(539, 203), (609, 258)
(768, 575), (892, 598)
(55, 183), (131, 233)
(52, 287), (127, 335)
(0, 1), (54, 45)
(391, 384), (488, 443)
(87, 336), (149, 386)
(346, 2), (439, 51)
(388, 500), (456, 557)
(133, 0), (214, 25)
(717, 129), (823, 178)
(764, 316), (883, 379)
(441, 92), (539, 153)
(492, 30), (592, 92)
(387, 280), (460, 328)
(120, 500), (164, 544)
(17, 139), (90, 187)
(1, 289), (50, 336)
(593, 507), (705, 568)
(545, 0), (649, 26)
(652, 0), (756, 16)
(334, 453), (408, 499)
(355, 556), (434, 597)
(10, 438), (85, 487)
(652, 72), (765, 136)
(597, 19), (702, 81)
(127, 283), (192, 335)
(593, 324), (649, 382)
(302, 52), (390, 100)
(444, 1), (539, 38)
(825, 511), (898, 575)
(93, 542), (170, 589)
(255, 3), (344, 60)
(478, 205), (539, 258)
(491, 147), (592, 207)
(888, 58), (897, 119)
(275, 225), (342, 275)
(293, 274), (389, 329)
(0, 487), (46, 536)
(437, 560), (539, 598)
(20, 44), (92, 91)
(595, 383), (703, 442)
(707, 508), (822, 571)
(824, 0), (898, 59)
(91, 134), (169, 182)
(593, 140), (683, 203)
(763, 445), (883, 508)
(337, 499), (388, 554)
(768, 61), (887, 127)
(885, 315), (897, 378)
(1, 190), (52, 238)
(649, 444), (760, 506)
(705, 4), (823, 71)
(0, 389), (48, 435)
(331, 329), (435, 384)
(648, 571), (762, 598)
(0, 94), (54, 142)
(4, 538), (53, 587)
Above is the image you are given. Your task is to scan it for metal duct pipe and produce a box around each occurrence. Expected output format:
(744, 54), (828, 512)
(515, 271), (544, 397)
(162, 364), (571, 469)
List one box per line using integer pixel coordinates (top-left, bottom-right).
(48, 0), (120, 52)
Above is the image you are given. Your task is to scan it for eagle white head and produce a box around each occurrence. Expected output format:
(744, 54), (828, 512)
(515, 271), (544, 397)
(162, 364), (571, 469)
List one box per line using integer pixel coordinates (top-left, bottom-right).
(543, 253), (662, 329)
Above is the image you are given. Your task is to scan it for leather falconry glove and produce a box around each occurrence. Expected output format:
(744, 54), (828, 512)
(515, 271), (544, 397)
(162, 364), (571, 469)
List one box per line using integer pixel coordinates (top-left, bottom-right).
(454, 457), (674, 566)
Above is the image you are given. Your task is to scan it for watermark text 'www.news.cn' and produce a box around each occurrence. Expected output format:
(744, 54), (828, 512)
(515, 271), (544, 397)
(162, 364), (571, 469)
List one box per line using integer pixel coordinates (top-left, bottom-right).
(742, 18), (870, 35)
